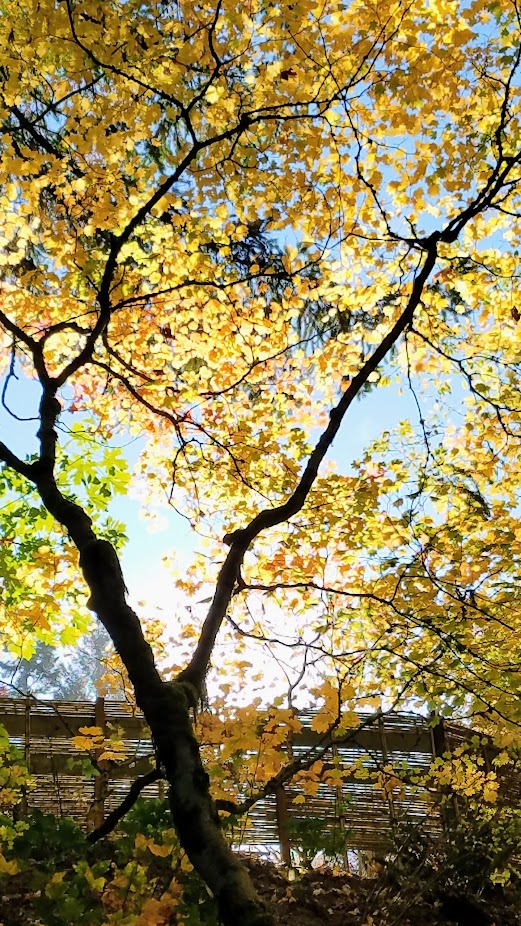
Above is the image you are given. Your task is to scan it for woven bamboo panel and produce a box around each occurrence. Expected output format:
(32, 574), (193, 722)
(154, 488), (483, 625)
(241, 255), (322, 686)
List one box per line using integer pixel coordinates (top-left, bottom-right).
(0, 698), (515, 855)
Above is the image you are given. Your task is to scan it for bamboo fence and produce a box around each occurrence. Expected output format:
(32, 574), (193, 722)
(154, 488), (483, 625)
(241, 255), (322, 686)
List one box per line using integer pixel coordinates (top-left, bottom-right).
(0, 697), (515, 861)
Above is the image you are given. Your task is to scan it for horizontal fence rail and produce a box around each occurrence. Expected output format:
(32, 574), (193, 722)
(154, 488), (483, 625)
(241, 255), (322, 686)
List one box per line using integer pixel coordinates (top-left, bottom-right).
(0, 698), (517, 860)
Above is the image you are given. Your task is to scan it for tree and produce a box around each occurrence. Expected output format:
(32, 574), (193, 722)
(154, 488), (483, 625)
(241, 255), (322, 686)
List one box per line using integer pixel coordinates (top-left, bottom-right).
(1, 0), (521, 922)
(0, 624), (113, 700)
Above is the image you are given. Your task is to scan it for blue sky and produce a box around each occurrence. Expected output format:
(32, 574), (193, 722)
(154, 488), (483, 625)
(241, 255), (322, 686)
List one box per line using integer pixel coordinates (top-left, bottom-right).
(0, 370), (418, 609)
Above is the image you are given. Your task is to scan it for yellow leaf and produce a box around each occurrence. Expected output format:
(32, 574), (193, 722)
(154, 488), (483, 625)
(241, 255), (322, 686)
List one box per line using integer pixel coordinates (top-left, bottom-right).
(0, 854), (19, 876)
(148, 841), (172, 857)
(310, 714), (333, 734)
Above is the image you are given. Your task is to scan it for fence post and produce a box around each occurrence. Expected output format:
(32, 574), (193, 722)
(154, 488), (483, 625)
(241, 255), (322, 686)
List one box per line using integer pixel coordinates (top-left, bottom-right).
(431, 715), (459, 827)
(379, 716), (397, 828)
(275, 784), (292, 866)
(14, 699), (31, 822)
(87, 697), (109, 831)
(332, 742), (350, 870)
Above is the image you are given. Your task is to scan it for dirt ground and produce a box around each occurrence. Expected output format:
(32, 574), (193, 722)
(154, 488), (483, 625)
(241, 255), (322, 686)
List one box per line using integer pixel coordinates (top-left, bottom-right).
(245, 859), (521, 926)
(2, 850), (520, 924)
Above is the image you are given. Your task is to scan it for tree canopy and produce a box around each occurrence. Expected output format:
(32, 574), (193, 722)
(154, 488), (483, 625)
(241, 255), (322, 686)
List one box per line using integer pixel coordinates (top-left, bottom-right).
(1, 0), (521, 923)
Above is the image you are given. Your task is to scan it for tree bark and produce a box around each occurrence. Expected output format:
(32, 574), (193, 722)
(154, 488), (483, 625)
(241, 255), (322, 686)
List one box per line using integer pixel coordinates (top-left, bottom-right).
(32, 487), (274, 926)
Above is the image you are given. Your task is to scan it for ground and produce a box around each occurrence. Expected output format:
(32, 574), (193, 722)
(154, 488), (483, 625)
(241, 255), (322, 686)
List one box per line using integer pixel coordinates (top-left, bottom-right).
(2, 841), (521, 924)
(245, 859), (521, 926)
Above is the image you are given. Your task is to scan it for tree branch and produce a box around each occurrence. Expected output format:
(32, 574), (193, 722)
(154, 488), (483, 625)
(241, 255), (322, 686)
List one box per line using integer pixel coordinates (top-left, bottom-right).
(180, 244), (439, 691)
(0, 441), (37, 480)
(86, 768), (163, 844)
